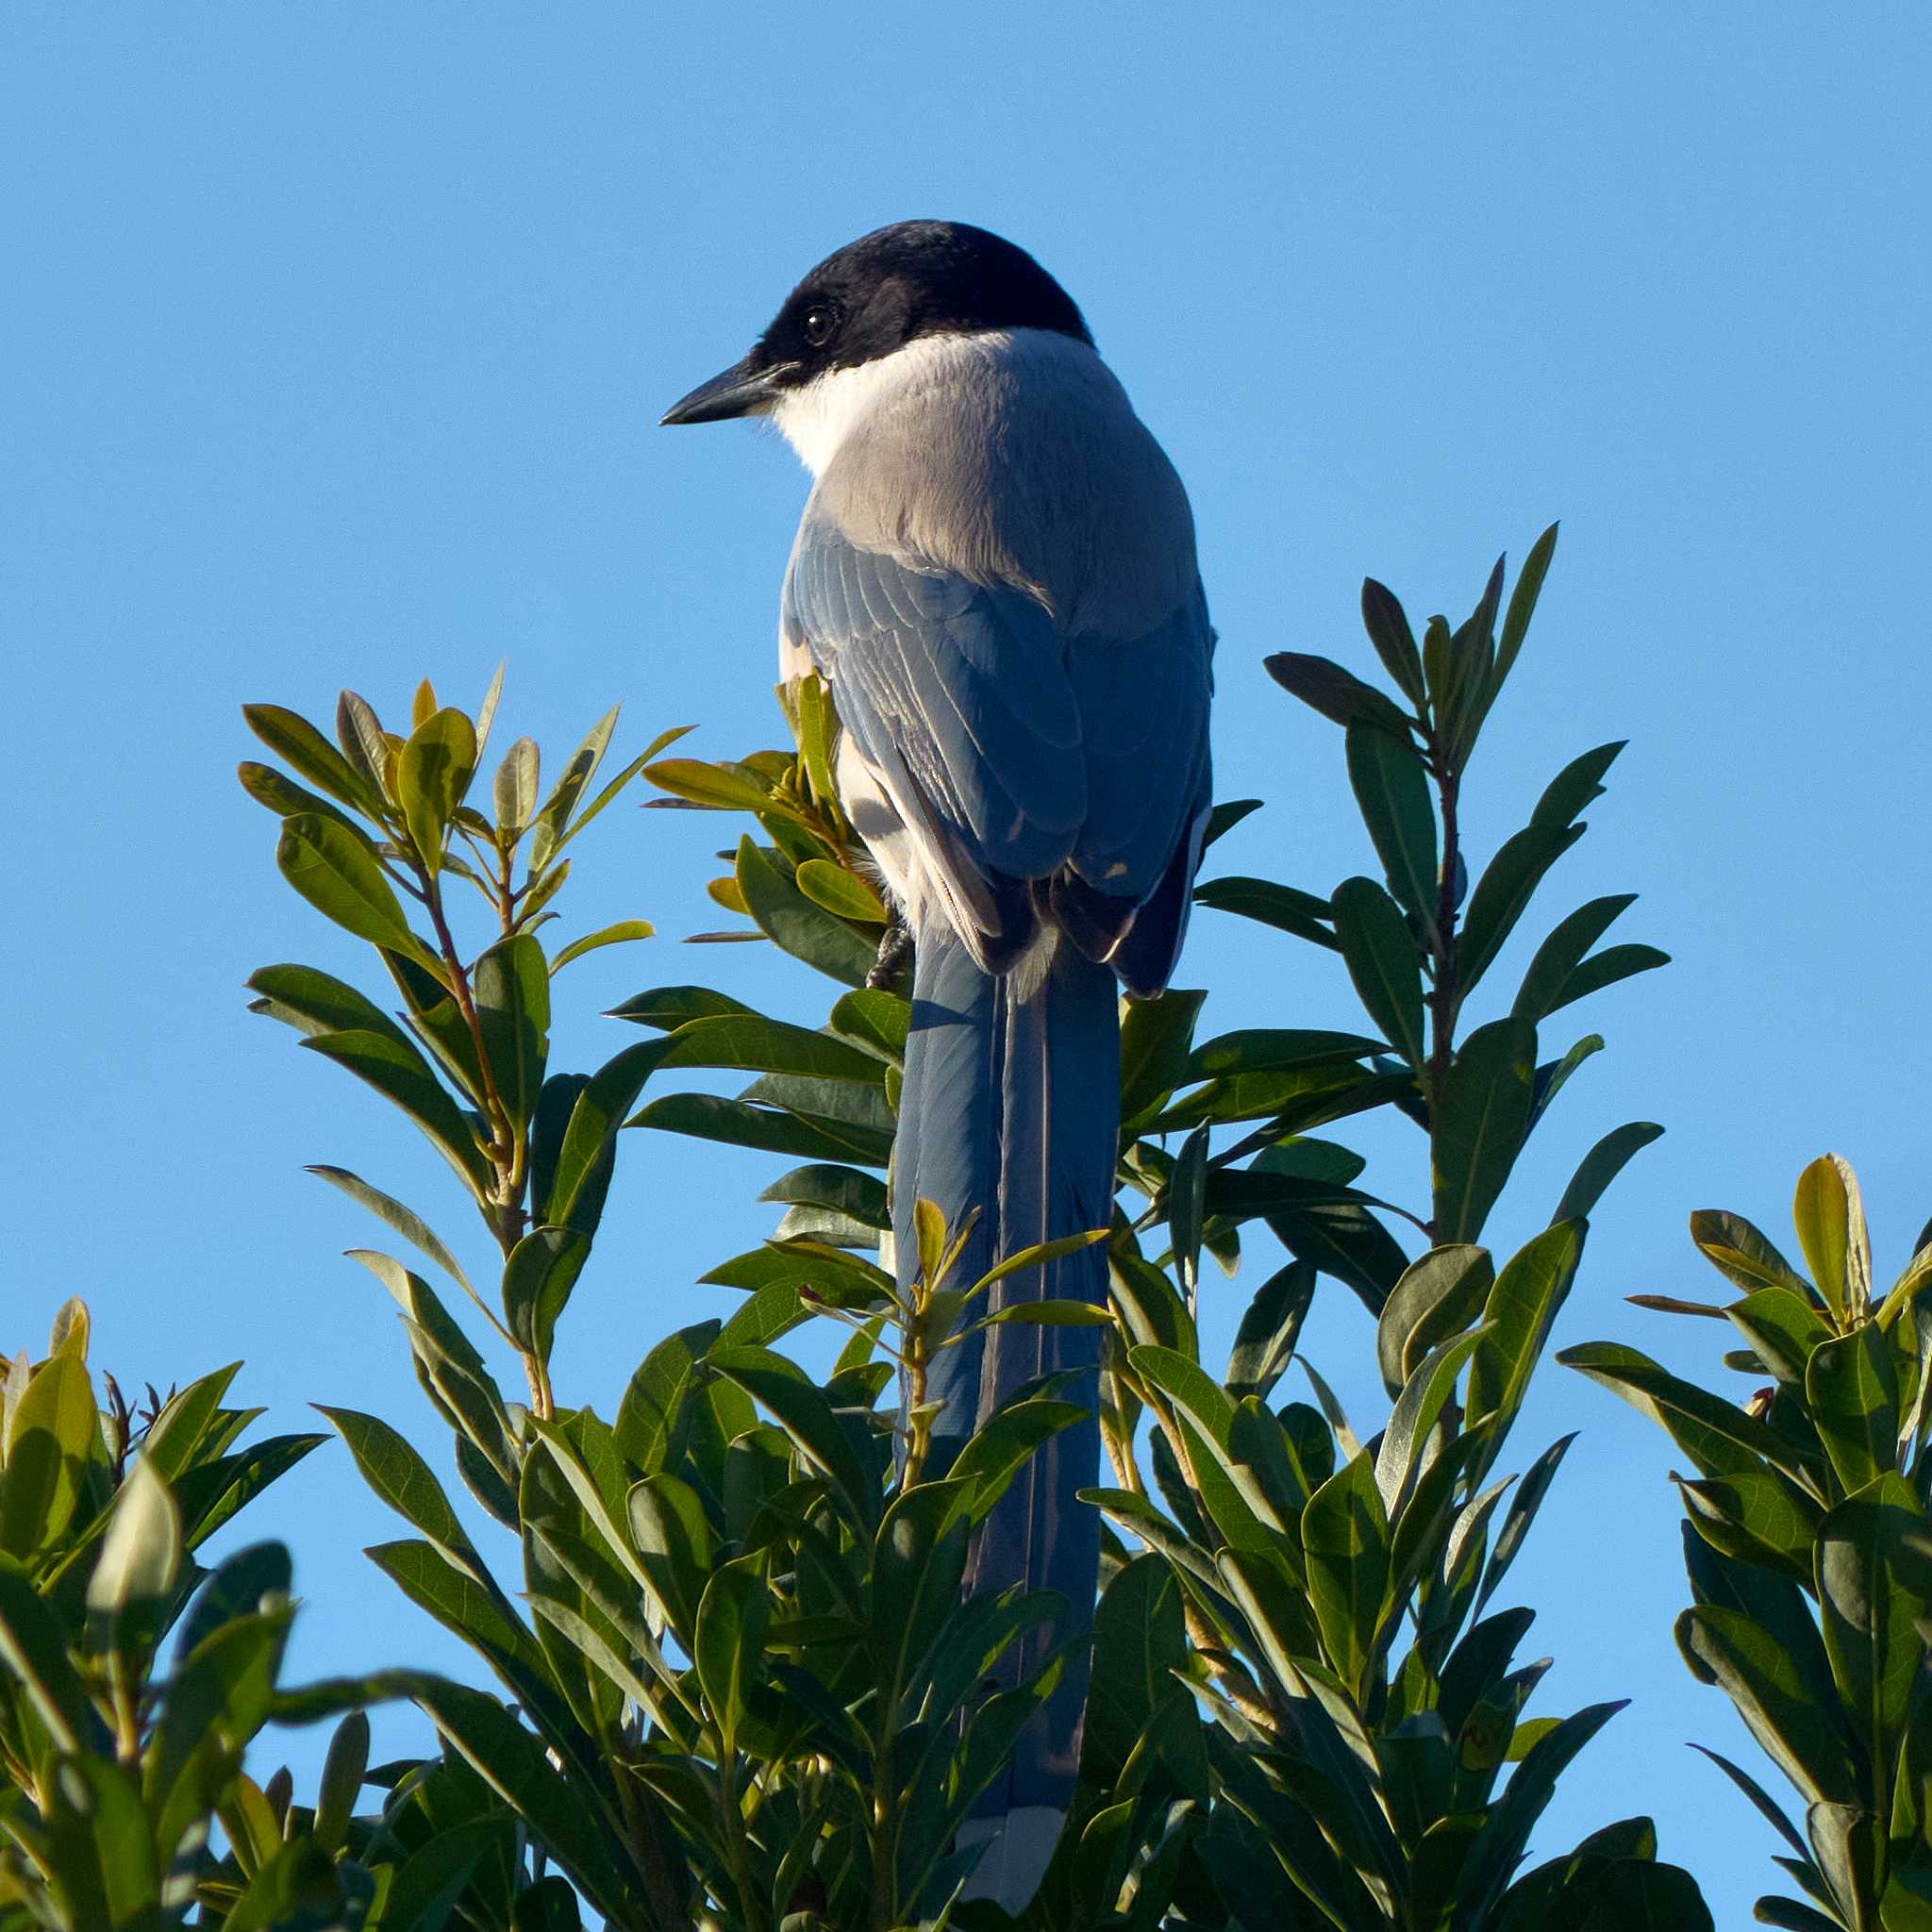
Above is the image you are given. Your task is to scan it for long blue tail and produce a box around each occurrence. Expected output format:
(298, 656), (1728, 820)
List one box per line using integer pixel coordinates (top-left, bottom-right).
(894, 922), (1119, 1824)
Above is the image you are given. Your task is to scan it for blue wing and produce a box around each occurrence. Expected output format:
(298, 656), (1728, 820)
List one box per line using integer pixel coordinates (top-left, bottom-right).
(783, 513), (1213, 990)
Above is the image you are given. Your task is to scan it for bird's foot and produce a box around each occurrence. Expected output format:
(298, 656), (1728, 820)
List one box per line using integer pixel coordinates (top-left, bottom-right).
(867, 920), (913, 991)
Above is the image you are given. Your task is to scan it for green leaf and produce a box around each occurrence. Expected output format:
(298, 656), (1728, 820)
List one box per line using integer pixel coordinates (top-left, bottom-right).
(1547, 942), (1670, 1013)
(549, 919), (656, 973)
(318, 1407), (478, 1567)
(1477, 1432), (1577, 1614)
(408, 1674), (638, 1927)
(473, 934), (550, 1132)
(501, 1225), (590, 1370)
(1191, 874), (1339, 949)
(1530, 740), (1624, 831)
(307, 1165), (474, 1293)
(1816, 1468), (1924, 1761)
(1554, 1121), (1663, 1224)
(1807, 1324), (1899, 1491)
(628, 1091), (891, 1166)
(1360, 577), (1427, 708)
(493, 734), (541, 841)
(694, 1557), (770, 1748)
(944, 1400), (1088, 1523)
(1376, 1243), (1493, 1397)
(311, 1709), (369, 1856)
(760, 1162), (891, 1232)
(276, 812), (433, 964)
(243, 703), (379, 814)
(244, 963), (412, 1056)
(1560, 1341), (1814, 1481)
(1795, 1154), (1873, 1323)
(1511, 892), (1638, 1023)
(625, 1474), (720, 1656)
(301, 1030), (491, 1193)
(541, 1038), (670, 1232)
(1120, 989), (1209, 1124)
(0, 1558), (89, 1747)
(1081, 1555), (1191, 1789)
(1432, 1017), (1536, 1243)
(736, 836), (876, 987)
(86, 1455), (182, 1617)
(1187, 1026), (1385, 1079)
(826, 987), (910, 1064)
(397, 708), (478, 875)
(1345, 720), (1439, 935)
(1377, 1326), (1488, 1515)
(1302, 1448), (1391, 1696)
(1691, 1209), (1816, 1300)
(1677, 1606), (1858, 1807)
(1225, 1259), (1315, 1401)
(1726, 1287), (1832, 1388)
(794, 857), (887, 923)
(1264, 651), (1413, 733)
(1677, 1468), (1824, 1583)
(1330, 875), (1425, 1072)
(1495, 523), (1558, 690)
(528, 705), (619, 871)
(656, 1011), (887, 1084)
(708, 1345), (878, 1532)
(1459, 822), (1586, 992)
(0, 1349), (97, 1561)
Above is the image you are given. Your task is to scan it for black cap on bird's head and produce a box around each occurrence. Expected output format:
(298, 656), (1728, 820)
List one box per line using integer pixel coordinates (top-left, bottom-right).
(661, 220), (1092, 426)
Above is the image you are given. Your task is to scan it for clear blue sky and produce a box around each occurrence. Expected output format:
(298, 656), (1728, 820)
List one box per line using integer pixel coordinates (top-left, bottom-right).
(5, 7), (1928, 1921)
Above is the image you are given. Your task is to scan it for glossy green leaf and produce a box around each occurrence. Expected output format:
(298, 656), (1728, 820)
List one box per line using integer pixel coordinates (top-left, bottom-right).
(243, 702), (380, 813)
(397, 708), (478, 874)
(1817, 1472), (1927, 1759)
(501, 1224), (590, 1370)
(86, 1455), (182, 1617)
(1468, 1224), (1584, 1454)
(0, 1559), (89, 1747)
(1548, 941), (1671, 1012)
(1795, 1154), (1873, 1323)
(1432, 1018), (1536, 1243)
(1376, 1243), (1493, 1396)
(1119, 988), (1208, 1124)
(1302, 1448), (1391, 1695)
(1678, 1468), (1824, 1583)
(1330, 874), (1425, 1071)
(736, 835), (875, 987)
(709, 1344), (877, 1531)
(1478, 1432), (1577, 1615)
(1360, 576), (1427, 708)
(1510, 892), (1637, 1023)
(1691, 1209), (1816, 1299)
(1459, 822), (1586, 993)
(308, 1164), (473, 1294)
(319, 1406), (478, 1568)
(1560, 1341), (1811, 1481)
(793, 857), (887, 924)
(1677, 1605), (1858, 1807)
(1377, 1326), (1488, 1514)
(1554, 1121), (1663, 1225)
(1345, 720), (1440, 935)
(1807, 1324), (1899, 1491)
(1265, 651), (1413, 733)
(549, 919), (656, 973)
(656, 1011), (886, 1084)
(759, 1162), (891, 1232)
(1225, 1259), (1315, 1401)
(628, 1090), (890, 1166)
(694, 1557), (770, 1748)
(1191, 874), (1339, 949)
(1, 1348), (98, 1562)
(276, 812), (431, 963)
(1530, 740), (1624, 831)
(301, 1029), (491, 1192)
(472, 933), (549, 1132)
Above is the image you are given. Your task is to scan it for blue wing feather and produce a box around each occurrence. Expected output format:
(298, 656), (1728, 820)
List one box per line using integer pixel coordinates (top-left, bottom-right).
(785, 513), (1213, 987)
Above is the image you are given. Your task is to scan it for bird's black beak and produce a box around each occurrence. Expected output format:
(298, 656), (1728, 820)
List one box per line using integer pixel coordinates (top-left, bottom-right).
(660, 352), (789, 426)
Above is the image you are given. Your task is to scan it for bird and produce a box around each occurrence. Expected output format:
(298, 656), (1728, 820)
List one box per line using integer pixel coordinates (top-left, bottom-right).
(663, 219), (1214, 1907)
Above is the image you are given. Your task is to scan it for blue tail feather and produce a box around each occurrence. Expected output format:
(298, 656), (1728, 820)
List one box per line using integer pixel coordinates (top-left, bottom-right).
(896, 924), (1119, 1815)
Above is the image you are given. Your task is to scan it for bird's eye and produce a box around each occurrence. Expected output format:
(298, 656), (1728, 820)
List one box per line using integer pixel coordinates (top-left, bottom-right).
(801, 305), (838, 347)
